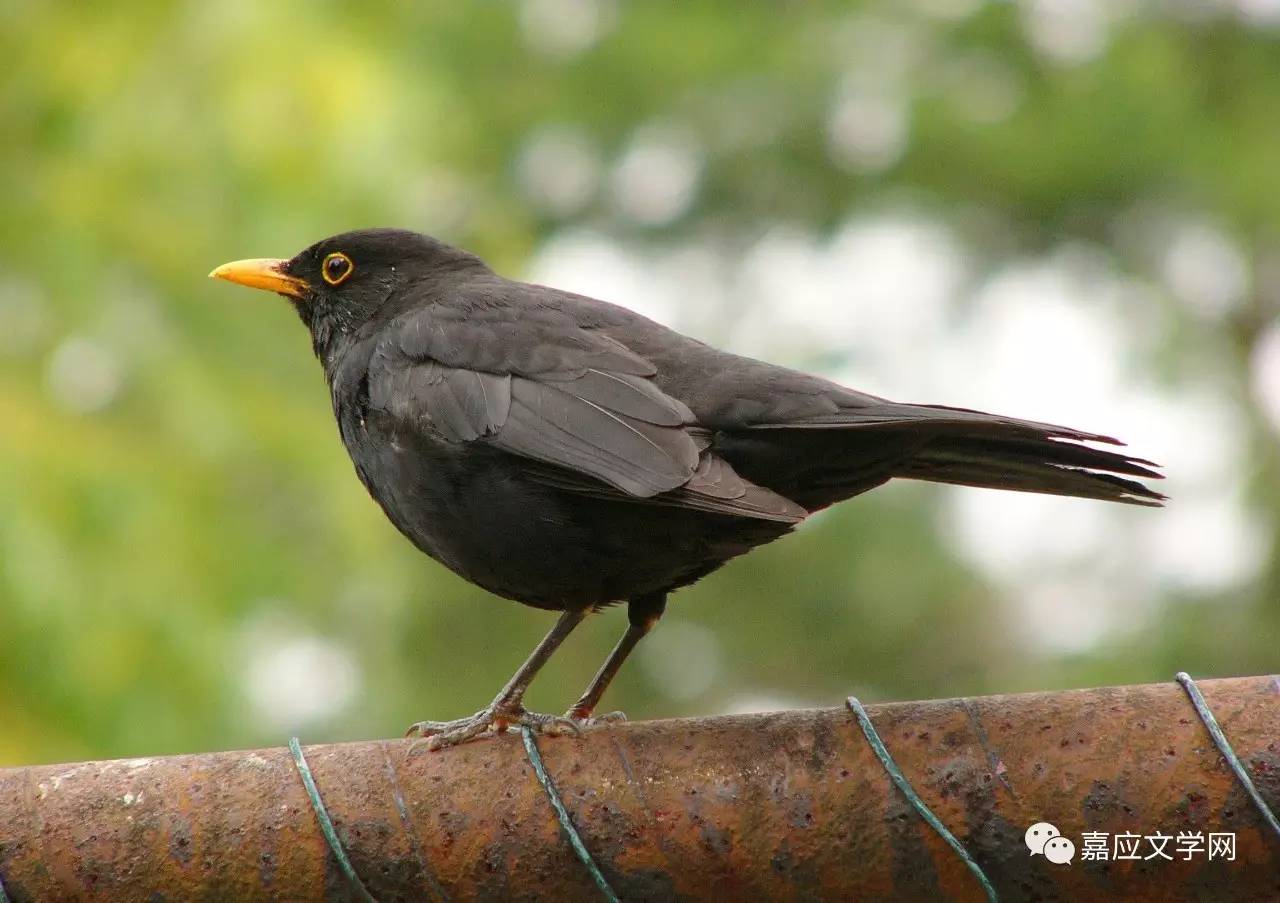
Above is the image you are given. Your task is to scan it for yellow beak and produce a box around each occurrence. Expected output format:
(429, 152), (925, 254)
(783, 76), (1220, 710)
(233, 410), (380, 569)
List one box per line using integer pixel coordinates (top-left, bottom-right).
(208, 258), (308, 299)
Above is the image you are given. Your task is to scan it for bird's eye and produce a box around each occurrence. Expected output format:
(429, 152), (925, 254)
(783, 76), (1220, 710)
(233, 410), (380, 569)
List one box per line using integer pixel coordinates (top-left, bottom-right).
(322, 252), (353, 285)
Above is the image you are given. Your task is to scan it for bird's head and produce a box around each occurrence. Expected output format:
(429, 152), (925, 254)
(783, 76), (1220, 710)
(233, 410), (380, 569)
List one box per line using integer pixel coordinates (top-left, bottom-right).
(210, 228), (485, 357)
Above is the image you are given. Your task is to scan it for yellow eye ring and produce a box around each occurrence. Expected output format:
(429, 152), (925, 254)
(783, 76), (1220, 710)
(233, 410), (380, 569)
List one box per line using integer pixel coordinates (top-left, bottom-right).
(322, 252), (354, 285)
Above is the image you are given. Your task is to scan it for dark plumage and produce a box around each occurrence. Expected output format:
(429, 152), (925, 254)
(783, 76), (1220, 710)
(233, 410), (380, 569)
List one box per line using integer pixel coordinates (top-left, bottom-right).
(211, 228), (1163, 747)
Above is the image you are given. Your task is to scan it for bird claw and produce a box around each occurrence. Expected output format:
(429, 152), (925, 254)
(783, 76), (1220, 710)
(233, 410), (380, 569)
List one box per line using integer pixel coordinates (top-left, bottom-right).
(404, 715), (476, 739)
(564, 709), (628, 729)
(405, 705), (584, 751)
(524, 710), (585, 738)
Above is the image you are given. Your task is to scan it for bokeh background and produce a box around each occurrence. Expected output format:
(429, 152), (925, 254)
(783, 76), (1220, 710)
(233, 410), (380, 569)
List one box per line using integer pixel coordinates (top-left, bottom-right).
(2, 0), (1279, 766)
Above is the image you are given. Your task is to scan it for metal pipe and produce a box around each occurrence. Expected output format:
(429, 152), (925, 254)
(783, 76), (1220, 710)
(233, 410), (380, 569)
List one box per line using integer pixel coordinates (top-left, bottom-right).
(1, 675), (1277, 901)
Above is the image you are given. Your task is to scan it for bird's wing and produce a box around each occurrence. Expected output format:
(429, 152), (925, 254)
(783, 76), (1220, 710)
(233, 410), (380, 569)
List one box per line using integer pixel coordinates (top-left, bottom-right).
(515, 428), (807, 523)
(365, 302), (802, 523)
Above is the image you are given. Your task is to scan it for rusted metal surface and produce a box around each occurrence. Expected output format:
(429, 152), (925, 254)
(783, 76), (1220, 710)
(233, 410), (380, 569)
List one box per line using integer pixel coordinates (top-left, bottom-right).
(1, 675), (1278, 901)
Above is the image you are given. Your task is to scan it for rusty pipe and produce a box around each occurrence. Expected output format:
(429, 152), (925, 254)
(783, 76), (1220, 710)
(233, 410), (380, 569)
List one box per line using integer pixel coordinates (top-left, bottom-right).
(1, 675), (1278, 901)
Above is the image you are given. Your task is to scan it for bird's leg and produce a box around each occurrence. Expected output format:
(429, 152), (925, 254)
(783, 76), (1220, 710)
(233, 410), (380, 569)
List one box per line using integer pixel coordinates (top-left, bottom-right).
(565, 592), (666, 725)
(407, 608), (587, 750)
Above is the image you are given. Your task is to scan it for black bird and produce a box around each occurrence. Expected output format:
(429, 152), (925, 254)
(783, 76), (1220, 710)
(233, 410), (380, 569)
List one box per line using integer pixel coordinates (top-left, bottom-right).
(211, 228), (1163, 748)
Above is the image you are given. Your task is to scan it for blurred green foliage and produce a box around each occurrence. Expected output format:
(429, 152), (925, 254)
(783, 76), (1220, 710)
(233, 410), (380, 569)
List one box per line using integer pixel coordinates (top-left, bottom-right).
(1, 1), (1278, 765)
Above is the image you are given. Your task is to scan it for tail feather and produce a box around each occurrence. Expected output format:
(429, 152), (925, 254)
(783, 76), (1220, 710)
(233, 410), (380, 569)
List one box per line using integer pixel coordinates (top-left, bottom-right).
(916, 433), (1162, 478)
(744, 401), (1166, 508)
(898, 441), (1166, 507)
(758, 401), (1124, 445)
(888, 406), (1167, 506)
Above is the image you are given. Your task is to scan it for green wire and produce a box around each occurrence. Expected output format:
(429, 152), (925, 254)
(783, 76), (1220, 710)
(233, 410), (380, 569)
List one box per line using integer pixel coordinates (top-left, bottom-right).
(289, 737), (379, 903)
(1175, 672), (1280, 841)
(521, 726), (621, 903)
(846, 696), (998, 902)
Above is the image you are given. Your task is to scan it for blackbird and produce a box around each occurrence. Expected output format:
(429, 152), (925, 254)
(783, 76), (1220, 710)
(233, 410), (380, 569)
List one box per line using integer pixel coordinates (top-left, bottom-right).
(211, 228), (1163, 748)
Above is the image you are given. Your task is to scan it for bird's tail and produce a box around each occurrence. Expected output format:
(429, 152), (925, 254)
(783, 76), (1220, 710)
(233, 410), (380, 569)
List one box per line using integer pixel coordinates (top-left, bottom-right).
(878, 403), (1165, 506)
(896, 431), (1164, 506)
(739, 401), (1166, 509)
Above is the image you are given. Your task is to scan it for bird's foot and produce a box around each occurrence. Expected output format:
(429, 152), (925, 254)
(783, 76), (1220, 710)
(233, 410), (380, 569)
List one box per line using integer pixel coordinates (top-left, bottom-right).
(406, 704), (583, 751)
(564, 707), (628, 730)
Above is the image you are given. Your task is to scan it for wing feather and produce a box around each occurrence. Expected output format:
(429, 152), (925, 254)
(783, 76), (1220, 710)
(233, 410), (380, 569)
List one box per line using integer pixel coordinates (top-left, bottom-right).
(367, 304), (700, 497)
(364, 299), (811, 519)
(491, 377), (696, 497)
